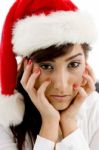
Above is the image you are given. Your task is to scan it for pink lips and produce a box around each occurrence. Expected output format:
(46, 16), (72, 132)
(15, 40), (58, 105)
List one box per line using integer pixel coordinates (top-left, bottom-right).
(50, 95), (70, 101)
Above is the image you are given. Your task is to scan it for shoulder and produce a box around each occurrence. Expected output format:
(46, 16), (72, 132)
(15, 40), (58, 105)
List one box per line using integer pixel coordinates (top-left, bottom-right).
(81, 91), (99, 120)
(81, 91), (99, 132)
(85, 91), (99, 113)
(79, 91), (99, 116)
(0, 91), (25, 127)
(87, 91), (99, 125)
(0, 125), (15, 145)
(77, 91), (99, 142)
(0, 125), (18, 149)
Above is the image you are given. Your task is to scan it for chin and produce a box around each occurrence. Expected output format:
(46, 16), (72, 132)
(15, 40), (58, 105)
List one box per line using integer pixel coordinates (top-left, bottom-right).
(53, 103), (69, 111)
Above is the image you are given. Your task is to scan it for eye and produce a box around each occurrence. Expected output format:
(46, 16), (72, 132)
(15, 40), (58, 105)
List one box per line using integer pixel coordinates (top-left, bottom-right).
(68, 61), (81, 68)
(39, 63), (54, 71)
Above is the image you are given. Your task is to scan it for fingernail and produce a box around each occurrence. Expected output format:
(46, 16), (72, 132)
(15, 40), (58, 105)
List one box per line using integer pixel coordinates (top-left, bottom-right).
(73, 84), (79, 89)
(23, 57), (27, 61)
(85, 64), (89, 69)
(28, 59), (32, 65)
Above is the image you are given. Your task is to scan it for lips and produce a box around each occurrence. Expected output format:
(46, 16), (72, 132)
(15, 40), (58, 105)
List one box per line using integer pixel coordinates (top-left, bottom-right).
(50, 95), (70, 101)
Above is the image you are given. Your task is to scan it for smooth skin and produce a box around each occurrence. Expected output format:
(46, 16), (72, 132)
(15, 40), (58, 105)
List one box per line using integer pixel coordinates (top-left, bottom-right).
(21, 44), (96, 143)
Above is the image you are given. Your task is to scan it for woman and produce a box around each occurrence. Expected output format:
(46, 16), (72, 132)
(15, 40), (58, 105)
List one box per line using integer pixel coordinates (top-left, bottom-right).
(0, 0), (99, 150)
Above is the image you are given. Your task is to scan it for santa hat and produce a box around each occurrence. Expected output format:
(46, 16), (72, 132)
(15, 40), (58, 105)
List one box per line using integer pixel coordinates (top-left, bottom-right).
(0, 0), (97, 127)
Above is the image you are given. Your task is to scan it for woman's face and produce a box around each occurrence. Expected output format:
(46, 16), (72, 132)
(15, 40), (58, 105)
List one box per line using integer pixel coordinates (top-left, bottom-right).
(34, 44), (86, 111)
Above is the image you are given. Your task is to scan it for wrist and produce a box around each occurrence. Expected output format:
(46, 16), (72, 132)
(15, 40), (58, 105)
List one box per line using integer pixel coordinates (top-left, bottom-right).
(60, 118), (77, 137)
(41, 112), (60, 124)
(39, 119), (59, 142)
(42, 116), (60, 124)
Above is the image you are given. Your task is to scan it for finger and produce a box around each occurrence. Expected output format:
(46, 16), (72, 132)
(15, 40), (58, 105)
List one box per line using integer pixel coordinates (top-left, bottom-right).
(86, 64), (96, 83)
(37, 80), (51, 104)
(26, 68), (40, 93)
(20, 60), (33, 88)
(81, 77), (87, 86)
(23, 57), (28, 69)
(73, 87), (87, 109)
(83, 74), (96, 94)
(68, 87), (87, 117)
(24, 68), (41, 107)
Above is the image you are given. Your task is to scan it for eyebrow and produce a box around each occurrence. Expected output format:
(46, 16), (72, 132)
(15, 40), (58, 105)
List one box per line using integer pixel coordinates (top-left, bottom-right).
(65, 53), (83, 61)
(41, 53), (83, 63)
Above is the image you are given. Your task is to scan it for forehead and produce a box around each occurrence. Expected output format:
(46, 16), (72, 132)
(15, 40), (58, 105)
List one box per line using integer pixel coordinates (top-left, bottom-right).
(66, 44), (84, 54)
(53, 44), (84, 61)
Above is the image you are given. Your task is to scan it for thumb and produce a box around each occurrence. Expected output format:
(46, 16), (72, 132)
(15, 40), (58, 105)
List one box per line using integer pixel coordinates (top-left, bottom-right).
(73, 87), (87, 109)
(37, 80), (51, 102)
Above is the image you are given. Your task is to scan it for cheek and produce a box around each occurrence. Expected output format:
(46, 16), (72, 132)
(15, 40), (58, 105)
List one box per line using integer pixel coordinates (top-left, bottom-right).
(72, 67), (85, 89)
(33, 64), (52, 89)
(34, 72), (51, 89)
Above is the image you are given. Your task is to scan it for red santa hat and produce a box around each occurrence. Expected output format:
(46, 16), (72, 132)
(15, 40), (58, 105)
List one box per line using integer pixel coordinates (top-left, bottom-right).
(0, 0), (97, 127)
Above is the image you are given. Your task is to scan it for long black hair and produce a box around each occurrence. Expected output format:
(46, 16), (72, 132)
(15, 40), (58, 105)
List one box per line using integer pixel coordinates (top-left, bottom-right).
(10, 43), (90, 150)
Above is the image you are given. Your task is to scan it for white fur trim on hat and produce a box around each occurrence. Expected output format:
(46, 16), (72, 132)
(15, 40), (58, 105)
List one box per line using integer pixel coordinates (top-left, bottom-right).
(12, 11), (97, 56)
(0, 91), (25, 127)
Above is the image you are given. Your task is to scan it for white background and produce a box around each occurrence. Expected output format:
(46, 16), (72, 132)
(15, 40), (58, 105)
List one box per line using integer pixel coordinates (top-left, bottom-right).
(0, 0), (99, 80)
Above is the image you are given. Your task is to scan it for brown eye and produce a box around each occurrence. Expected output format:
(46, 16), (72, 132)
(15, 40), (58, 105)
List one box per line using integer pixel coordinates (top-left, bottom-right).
(39, 63), (54, 71)
(68, 62), (81, 68)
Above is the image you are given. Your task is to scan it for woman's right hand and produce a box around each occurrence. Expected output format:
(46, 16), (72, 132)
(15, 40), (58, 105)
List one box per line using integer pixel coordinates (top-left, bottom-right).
(21, 59), (60, 142)
(20, 59), (60, 122)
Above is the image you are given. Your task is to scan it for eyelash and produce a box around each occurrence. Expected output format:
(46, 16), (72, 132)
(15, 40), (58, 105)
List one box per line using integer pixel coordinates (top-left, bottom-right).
(39, 61), (81, 71)
(39, 63), (54, 71)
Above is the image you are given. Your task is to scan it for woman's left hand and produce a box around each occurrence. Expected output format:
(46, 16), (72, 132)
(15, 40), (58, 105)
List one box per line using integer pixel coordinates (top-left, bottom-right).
(60, 64), (96, 137)
(81, 63), (96, 94)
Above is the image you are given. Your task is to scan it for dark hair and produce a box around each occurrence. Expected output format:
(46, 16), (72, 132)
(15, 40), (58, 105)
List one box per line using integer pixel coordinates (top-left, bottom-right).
(10, 43), (90, 150)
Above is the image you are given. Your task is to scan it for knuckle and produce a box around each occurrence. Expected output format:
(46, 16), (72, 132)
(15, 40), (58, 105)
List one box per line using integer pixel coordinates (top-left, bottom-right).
(25, 86), (30, 93)
(20, 79), (25, 86)
(37, 89), (41, 96)
(37, 88), (43, 98)
(25, 66), (29, 71)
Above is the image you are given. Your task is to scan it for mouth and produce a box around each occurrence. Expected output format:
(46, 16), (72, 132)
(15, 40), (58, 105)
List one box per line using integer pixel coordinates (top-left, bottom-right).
(50, 95), (71, 101)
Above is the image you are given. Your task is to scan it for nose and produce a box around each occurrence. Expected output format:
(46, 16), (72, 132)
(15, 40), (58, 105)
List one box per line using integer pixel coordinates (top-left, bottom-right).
(53, 70), (68, 92)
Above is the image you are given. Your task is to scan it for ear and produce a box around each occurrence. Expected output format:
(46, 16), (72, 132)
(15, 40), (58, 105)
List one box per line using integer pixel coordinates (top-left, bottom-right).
(81, 65), (88, 86)
(81, 78), (87, 86)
